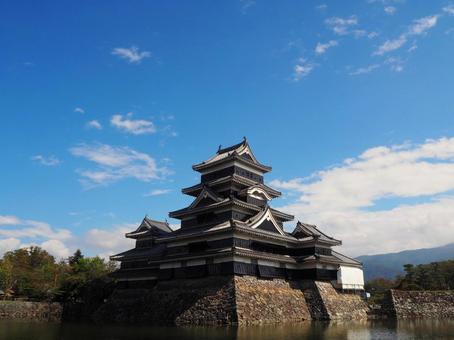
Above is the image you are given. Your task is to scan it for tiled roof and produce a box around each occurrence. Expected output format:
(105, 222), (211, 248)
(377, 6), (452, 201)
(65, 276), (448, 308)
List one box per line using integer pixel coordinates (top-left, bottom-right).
(126, 217), (172, 238)
(192, 138), (271, 172)
(291, 221), (341, 245)
(110, 243), (166, 260)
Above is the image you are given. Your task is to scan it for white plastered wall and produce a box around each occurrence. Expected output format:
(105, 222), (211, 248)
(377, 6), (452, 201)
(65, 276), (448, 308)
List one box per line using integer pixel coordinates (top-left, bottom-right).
(337, 266), (365, 290)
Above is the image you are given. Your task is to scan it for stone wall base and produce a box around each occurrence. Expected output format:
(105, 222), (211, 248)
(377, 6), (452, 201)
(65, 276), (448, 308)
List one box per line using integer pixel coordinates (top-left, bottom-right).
(301, 280), (368, 320)
(0, 301), (62, 322)
(94, 276), (236, 325)
(94, 276), (368, 325)
(235, 276), (311, 324)
(382, 289), (454, 319)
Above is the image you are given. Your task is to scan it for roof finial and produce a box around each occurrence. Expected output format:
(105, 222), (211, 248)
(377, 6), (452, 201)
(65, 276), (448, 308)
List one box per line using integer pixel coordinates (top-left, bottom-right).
(243, 136), (247, 142)
(218, 144), (222, 152)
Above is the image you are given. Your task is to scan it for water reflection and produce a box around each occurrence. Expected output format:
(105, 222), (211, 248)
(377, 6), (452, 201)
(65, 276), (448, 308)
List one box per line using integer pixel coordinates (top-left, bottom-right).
(1, 319), (454, 340)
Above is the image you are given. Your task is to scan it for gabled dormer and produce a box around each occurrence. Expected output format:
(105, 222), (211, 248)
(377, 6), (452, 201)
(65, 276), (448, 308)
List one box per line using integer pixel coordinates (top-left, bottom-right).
(238, 184), (282, 206)
(245, 206), (286, 236)
(291, 221), (341, 246)
(192, 138), (272, 177)
(125, 216), (172, 248)
(188, 185), (223, 209)
(234, 138), (260, 164)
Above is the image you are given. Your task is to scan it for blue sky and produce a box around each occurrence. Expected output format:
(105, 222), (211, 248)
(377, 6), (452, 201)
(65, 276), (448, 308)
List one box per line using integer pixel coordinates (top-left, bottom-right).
(1, 0), (454, 258)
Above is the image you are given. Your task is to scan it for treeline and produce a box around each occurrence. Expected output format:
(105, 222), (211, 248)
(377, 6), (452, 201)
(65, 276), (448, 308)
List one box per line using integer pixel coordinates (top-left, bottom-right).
(366, 259), (454, 305)
(399, 261), (454, 290)
(0, 246), (115, 303)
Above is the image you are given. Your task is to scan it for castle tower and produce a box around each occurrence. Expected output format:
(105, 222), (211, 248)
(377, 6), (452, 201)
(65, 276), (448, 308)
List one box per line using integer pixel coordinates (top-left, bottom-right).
(111, 139), (364, 289)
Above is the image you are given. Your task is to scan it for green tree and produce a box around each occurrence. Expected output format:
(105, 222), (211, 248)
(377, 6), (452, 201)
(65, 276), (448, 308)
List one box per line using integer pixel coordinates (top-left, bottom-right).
(58, 255), (116, 320)
(365, 277), (396, 305)
(1, 247), (63, 299)
(0, 257), (14, 296)
(68, 249), (84, 267)
(399, 260), (454, 291)
(0, 246), (117, 311)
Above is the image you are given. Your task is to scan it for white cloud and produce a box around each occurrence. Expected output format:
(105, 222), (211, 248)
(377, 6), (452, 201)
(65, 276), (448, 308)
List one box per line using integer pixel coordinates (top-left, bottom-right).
(349, 64), (380, 75)
(86, 120), (102, 130)
(408, 15), (439, 35)
(0, 215), (73, 258)
(40, 239), (71, 258)
(144, 189), (171, 197)
(374, 15), (438, 55)
(315, 40), (338, 55)
(0, 215), (21, 225)
(0, 219), (72, 241)
(408, 44), (418, 52)
(352, 29), (368, 38)
(0, 215), (138, 259)
(384, 6), (396, 15)
(385, 56), (405, 72)
(70, 143), (169, 187)
(112, 46), (151, 64)
(74, 107), (85, 114)
(293, 58), (315, 81)
(373, 35), (407, 55)
(316, 4), (327, 11)
(85, 224), (135, 258)
(325, 16), (358, 35)
(443, 5), (454, 15)
(271, 137), (454, 256)
(111, 113), (156, 135)
(0, 238), (21, 255)
(368, 31), (379, 39)
(31, 155), (60, 166)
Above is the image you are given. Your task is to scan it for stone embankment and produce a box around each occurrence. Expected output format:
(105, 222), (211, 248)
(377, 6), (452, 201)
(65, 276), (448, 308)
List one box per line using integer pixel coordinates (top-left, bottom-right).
(94, 276), (237, 325)
(382, 289), (454, 319)
(301, 280), (368, 320)
(4, 283), (452, 324)
(0, 301), (62, 322)
(94, 275), (367, 325)
(235, 276), (311, 324)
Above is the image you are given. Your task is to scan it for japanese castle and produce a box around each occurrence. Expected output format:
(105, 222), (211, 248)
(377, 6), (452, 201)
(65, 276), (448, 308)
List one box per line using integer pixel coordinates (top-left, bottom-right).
(112, 138), (364, 291)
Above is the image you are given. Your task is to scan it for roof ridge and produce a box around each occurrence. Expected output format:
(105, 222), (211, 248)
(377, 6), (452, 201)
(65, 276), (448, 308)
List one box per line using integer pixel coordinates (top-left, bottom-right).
(331, 250), (362, 265)
(192, 140), (272, 173)
(292, 221), (341, 244)
(144, 216), (168, 225)
(217, 137), (247, 155)
(187, 185), (224, 209)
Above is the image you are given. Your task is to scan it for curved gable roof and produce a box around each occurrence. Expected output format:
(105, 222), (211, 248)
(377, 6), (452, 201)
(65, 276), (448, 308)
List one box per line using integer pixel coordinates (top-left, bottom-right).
(192, 138), (271, 173)
(126, 216), (172, 238)
(291, 221), (341, 245)
(188, 185), (224, 209)
(245, 206), (286, 236)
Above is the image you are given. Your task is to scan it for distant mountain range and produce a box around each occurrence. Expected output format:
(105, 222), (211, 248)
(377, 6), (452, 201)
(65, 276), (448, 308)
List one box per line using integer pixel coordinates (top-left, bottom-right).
(356, 243), (454, 281)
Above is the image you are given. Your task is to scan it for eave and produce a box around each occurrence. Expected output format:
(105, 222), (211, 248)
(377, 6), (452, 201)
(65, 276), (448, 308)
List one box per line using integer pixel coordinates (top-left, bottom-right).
(125, 230), (152, 239)
(125, 217), (172, 239)
(168, 197), (261, 219)
(296, 253), (362, 268)
(291, 221), (341, 245)
(270, 208), (294, 222)
(182, 174), (268, 196)
(239, 184), (281, 199)
(192, 153), (272, 174)
(192, 138), (272, 173)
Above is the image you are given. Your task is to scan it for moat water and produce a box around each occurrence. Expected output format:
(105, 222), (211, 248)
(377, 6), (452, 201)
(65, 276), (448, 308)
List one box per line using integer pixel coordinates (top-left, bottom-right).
(1, 319), (454, 340)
